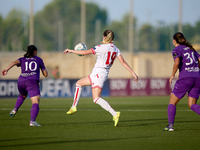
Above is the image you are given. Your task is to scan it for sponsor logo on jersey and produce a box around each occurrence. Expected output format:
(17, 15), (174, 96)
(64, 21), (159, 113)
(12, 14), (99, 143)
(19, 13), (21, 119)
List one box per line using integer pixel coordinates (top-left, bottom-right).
(173, 53), (177, 58)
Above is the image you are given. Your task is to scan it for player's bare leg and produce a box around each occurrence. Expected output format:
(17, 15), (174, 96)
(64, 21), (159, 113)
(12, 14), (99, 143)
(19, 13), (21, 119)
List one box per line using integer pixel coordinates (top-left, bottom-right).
(67, 76), (91, 115)
(189, 97), (200, 115)
(92, 88), (120, 127)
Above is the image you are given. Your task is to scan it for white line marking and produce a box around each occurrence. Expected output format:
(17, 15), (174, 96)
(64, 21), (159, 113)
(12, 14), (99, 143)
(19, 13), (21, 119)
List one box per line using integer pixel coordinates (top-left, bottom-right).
(0, 108), (192, 112)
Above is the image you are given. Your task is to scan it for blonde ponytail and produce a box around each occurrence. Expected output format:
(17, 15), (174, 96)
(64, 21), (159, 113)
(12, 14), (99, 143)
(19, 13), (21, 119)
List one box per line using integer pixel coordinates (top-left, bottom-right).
(101, 30), (114, 44)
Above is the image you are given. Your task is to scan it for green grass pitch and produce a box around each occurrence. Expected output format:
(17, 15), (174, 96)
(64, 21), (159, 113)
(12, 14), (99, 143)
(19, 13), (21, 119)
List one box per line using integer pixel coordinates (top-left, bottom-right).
(0, 96), (200, 150)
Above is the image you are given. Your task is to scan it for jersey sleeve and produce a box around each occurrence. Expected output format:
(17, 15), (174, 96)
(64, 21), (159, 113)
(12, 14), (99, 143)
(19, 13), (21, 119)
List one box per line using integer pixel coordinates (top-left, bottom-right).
(194, 50), (200, 59)
(116, 47), (121, 57)
(172, 47), (181, 60)
(91, 47), (96, 55)
(17, 57), (22, 67)
(91, 45), (101, 55)
(39, 58), (46, 71)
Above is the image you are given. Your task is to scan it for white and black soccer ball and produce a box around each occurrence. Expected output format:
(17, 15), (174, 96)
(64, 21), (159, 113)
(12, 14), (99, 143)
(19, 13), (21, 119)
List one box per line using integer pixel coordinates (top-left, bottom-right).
(74, 43), (87, 56)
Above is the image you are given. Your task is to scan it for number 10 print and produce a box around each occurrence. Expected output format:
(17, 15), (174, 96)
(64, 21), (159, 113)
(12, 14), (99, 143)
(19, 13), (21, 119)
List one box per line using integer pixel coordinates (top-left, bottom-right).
(25, 61), (37, 71)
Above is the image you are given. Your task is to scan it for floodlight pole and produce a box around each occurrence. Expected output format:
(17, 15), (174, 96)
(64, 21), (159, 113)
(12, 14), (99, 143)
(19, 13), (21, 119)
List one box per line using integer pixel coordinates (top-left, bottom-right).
(95, 19), (101, 45)
(58, 20), (63, 51)
(80, 0), (86, 77)
(178, 0), (183, 32)
(128, 0), (134, 76)
(129, 0), (134, 54)
(81, 0), (86, 44)
(29, 0), (34, 45)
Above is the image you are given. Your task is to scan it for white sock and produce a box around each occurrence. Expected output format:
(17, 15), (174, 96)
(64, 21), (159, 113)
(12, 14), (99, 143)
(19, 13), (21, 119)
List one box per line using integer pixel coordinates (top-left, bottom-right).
(72, 84), (82, 108)
(94, 97), (116, 116)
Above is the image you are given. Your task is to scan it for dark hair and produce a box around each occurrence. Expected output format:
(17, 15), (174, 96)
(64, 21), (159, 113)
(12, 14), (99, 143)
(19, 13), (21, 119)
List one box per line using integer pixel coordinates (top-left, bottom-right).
(173, 32), (195, 51)
(24, 45), (37, 58)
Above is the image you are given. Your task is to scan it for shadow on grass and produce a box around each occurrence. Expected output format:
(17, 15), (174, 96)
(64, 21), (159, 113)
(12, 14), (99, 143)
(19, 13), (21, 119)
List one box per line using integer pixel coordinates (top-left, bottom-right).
(118, 118), (167, 126)
(0, 136), (54, 142)
(0, 136), (154, 148)
(118, 117), (200, 127)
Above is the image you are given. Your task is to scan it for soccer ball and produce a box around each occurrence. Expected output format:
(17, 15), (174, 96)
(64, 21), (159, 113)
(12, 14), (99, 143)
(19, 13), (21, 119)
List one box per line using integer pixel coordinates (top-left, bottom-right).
(74, 43), (87, 56)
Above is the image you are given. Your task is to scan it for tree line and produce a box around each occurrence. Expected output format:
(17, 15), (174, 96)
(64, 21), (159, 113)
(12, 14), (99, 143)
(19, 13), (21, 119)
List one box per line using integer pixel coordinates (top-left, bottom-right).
(0, 0), (200, 52)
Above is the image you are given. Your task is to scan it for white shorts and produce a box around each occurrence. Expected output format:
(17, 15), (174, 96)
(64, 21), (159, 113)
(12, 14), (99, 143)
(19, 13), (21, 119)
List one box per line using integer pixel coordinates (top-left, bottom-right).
(89, 68), (108, 89)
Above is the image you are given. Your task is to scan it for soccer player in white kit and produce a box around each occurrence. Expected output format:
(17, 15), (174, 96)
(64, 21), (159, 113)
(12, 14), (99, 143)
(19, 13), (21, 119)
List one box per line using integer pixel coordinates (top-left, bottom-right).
(63, 30), (138, 127)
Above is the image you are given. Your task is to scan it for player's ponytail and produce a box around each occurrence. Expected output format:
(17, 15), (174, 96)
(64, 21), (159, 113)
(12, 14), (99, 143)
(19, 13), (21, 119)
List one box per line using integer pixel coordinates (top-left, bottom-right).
(173, 32), (195, 51)
(101, 30), (114, 44)
(24, 45), (37, 58)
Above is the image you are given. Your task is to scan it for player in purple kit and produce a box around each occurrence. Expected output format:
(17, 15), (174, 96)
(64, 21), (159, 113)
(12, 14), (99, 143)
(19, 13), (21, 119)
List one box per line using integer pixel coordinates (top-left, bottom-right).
(164, 32), (200, 131)
(1, 45), (48, 126)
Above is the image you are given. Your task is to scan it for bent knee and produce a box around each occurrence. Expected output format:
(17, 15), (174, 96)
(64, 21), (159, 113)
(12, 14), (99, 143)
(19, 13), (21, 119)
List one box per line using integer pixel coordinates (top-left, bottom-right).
(188, 103), (195, 109)
(76, 81), (81, 86)
(188, 97), (197, 109)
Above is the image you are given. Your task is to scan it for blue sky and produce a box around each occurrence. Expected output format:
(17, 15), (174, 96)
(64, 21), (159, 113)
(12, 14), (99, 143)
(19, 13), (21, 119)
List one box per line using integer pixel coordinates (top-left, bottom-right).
(0, 0), (200, 26)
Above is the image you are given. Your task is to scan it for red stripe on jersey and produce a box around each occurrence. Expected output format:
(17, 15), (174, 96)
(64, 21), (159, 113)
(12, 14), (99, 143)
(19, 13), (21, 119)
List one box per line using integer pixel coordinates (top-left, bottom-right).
(96, 74), (99, 78)
(91, 48), (96, 55)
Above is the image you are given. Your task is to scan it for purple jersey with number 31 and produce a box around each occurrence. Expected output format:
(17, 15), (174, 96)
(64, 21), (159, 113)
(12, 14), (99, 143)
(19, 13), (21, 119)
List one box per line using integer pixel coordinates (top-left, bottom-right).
(17, 56), (46, 82)
(172, 45), (200, 78)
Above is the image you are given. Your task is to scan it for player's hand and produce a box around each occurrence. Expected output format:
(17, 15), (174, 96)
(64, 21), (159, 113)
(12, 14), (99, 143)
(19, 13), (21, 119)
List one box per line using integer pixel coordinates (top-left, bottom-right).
(63, 49), (72, 54)
(1, 69), (8, 76)
(133, 74), (138, 82)
(169, 75), (174, 84)
(63, 49), (69, 54)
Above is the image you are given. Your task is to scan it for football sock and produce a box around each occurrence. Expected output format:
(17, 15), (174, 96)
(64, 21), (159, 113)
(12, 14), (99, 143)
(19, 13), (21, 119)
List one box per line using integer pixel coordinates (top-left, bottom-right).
(191, 104), (200, 115)
(14, 95), (25, 110)
(94, 97), (116, 116)
(30, 103), (39, 121)
(72, 84), (82, 108)
(167, 104), (176, 128)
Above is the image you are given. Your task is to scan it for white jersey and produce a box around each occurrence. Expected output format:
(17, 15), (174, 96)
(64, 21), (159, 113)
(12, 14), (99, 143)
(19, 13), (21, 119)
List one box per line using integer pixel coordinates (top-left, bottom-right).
(89, 43), (121, 89)
(91, 43), (121, 71)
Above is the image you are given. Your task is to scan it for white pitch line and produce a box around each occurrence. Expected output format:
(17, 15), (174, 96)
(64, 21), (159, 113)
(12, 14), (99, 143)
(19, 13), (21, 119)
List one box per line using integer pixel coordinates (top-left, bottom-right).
(0, 108), (192, 112)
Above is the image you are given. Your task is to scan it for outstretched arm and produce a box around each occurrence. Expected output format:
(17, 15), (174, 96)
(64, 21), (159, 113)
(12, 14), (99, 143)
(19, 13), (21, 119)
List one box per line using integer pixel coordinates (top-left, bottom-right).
(63, 49), (93, 56)
(1, 60), (20, 76)
(42, 70), (48, 77)
(169, 57), (180, 84)
(198, 58), (200, 68)
(117, 54), (138, 82)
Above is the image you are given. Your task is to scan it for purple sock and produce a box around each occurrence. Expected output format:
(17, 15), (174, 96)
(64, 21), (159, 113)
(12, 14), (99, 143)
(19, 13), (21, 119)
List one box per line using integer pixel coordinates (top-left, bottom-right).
(14, 95), (25, 110)
(191, 104), (200, 115)
(30, 103), (39, 121)
(167, 104), (176, 127)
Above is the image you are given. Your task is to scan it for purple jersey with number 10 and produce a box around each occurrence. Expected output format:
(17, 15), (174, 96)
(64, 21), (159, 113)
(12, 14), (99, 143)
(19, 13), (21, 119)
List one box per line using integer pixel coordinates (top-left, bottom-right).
(17, 56), (46, 82)
(172, 45), (200, 78)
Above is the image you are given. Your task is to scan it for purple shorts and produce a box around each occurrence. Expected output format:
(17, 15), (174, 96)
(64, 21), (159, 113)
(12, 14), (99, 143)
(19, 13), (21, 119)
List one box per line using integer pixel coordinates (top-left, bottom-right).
(17, 80), (40, 97)
(172, 77), (200, 99)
